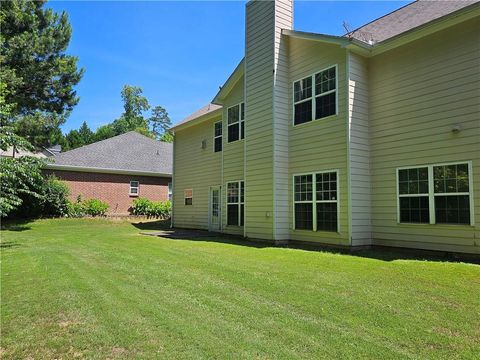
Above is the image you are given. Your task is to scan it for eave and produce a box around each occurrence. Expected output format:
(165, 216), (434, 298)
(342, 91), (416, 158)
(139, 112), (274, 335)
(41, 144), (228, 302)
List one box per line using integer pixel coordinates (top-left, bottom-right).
(212, 58), (245, 105)
(170, 106), (222, 133)
(44, 163), (172, 178)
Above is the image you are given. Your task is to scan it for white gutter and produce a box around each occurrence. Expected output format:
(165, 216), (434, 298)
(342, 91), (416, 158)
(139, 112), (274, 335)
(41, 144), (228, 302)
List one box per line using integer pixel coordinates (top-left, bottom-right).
(44, 163), (172, 178)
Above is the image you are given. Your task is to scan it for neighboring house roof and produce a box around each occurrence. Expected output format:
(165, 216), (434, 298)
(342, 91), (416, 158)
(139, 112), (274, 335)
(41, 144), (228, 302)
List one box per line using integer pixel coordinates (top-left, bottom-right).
(45, 131), (172, 177)
(0, 146), (56, 158)
(347, 0), (478, 44)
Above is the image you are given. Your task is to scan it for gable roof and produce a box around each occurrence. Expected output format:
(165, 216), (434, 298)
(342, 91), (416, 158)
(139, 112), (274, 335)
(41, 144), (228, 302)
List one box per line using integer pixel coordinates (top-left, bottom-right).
(46, 131), (172, 176)
(348, 0), (478, 44)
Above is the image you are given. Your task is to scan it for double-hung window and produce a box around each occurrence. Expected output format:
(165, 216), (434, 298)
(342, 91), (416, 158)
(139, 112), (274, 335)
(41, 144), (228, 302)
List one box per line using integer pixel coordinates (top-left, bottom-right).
(227, 181), (244, 226)
(214, 121), (222, 152)
(129, 181), (139, 196)
(293, 65), (337, 126)
(398, 162), (472, 225)
(294, 171), (338, 232)
(227, 102), (245, 142)
(184, 189), (193, 206)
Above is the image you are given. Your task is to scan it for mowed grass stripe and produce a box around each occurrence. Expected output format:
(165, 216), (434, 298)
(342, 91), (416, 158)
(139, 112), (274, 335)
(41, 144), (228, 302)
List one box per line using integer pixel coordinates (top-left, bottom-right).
(1, 219), (479, 359)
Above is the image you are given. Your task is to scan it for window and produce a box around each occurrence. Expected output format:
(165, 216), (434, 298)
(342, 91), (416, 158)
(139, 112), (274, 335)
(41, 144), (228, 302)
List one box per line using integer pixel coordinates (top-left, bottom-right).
(293, 66), (337, 126)
(227, 102), (245, 142)
(168, 182), (172, 201)
(214, 121), (222, 152)
(397, 162), (472, 225)
(129, 181), (139, 196)
(184, 189), (193, 206)
(398, 167), (429, 223)
(294, 171), (338, 232)
(227, 181), (244, 226)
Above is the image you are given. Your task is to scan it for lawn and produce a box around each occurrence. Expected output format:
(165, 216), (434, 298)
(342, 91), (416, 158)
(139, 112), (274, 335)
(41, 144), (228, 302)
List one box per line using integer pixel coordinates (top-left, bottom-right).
(1, 219), (479, 359)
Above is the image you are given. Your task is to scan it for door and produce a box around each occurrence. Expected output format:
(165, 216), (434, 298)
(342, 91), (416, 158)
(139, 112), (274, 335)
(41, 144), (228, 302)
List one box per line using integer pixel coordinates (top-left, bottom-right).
(209, 186), (221, 231)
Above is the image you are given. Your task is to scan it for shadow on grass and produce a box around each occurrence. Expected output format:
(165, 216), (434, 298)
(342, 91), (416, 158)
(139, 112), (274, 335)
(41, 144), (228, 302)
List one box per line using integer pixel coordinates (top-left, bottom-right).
(130, 219), (172, 231)
(1, 219), (32, 232)
(0, 241), (21, 249)
(137, 226), (480, 265)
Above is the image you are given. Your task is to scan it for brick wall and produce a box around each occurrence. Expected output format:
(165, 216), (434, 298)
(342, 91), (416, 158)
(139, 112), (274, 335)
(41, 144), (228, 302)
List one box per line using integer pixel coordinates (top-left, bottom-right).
(44, 170), (171, 215)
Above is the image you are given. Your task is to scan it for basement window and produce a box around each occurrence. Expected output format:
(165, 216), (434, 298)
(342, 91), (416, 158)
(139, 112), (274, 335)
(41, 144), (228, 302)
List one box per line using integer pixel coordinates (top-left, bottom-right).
(397, 162), (472, 225)
(294, 171), (339, 232)
(129, 181), (139, 196)
(293, 65), (337, 126)
(227, 102), (245, 143)
(184, 189), (193, 206)
(227, 181), (244, 226)
(214, 121), (222, 152)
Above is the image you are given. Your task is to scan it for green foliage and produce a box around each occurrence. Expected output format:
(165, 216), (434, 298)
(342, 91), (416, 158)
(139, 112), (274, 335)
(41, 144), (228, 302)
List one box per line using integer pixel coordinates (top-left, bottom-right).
(82, 198), (109, 217)
(159, 131), (174, 143)
(93, 124), (116, 142)
(131, 198), (171, 218)
(0, 156), (45, 218)
(0, 0), (83, 148)
(66, 196), (85, 218)
(41, 176), (70, 217)
(149, 105), (172, 140)
(0, 0), (83, 118)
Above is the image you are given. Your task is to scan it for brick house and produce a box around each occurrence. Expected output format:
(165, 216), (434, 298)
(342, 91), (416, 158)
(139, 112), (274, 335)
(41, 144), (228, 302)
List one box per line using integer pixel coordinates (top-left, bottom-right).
(44, 131), (172, 215)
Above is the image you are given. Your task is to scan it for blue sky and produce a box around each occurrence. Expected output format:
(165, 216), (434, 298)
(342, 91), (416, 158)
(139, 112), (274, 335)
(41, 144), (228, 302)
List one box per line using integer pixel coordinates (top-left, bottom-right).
(47, 1), (409, 132)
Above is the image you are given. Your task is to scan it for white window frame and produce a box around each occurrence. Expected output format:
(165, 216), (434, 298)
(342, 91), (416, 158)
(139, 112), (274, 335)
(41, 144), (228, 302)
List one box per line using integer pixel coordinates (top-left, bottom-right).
(227, 102), (245, 143)
(226, 180), (244, 226)
(292, 170), (340, 232)
(129, 180), (139, 196)
(213, 121), (222, 153)
(168, 182), (172, 201)
(396, 161), (474, 225)
(184, 189), (193, 206)
(292, 64), (338, 127)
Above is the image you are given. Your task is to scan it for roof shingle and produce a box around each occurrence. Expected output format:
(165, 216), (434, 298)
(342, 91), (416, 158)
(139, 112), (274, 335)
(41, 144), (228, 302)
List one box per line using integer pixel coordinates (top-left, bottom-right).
(348, 0), (478, 44)
(51, 131), (172, 175)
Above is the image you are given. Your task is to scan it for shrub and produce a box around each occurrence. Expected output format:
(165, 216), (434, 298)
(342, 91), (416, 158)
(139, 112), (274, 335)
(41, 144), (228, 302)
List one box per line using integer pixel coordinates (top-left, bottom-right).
(130, 198), (171, 218)
(42, 176), (70, 217)
(82, 198), (109, 217)
(131, 197), (151, 215)
(67, 195), (85, 218)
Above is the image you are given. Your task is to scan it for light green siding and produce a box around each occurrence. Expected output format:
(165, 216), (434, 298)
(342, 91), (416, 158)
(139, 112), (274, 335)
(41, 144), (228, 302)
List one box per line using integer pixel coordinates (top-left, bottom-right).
(222, 76), (245, 236)
(348, 51), (372, 246)
(244, 0), (276, 240)
(288, 38), (350, 245)
(369, 18), (480, 253)
(173, 114), (222, 230)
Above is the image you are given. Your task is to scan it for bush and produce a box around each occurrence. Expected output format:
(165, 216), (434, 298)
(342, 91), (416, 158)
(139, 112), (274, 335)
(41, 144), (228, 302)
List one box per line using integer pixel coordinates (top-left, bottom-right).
(131, 197), (151, 215)
(67, 195), (85, 218)
(131, 198), (171, 218)
(82, 198), (109, 217)
(42, 176), (70, 217)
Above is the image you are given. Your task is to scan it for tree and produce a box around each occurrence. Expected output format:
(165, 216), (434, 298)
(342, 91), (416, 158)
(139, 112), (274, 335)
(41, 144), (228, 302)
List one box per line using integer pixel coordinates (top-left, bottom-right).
(65, 129), (84, 150)
(0, 0), (83, 147)
(78, 121), (94, 145)
(120, 85), (150, 130)
(93, 124), (116, 142)
(149, 105), (172, 140)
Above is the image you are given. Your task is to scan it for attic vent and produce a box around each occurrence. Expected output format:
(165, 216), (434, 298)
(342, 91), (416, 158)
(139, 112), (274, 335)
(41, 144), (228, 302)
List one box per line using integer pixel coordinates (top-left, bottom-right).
(201, 139), (207, 149)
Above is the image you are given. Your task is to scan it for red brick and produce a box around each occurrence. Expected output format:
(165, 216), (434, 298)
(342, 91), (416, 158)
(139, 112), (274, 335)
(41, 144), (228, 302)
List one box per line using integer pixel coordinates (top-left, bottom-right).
(44, 170), (170, 215)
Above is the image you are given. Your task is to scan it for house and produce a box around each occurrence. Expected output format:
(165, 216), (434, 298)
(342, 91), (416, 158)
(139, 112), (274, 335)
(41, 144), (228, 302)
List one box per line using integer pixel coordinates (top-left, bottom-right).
(1, 144), (61, 158)
(44, 131), (172, 214)
(170, 0), (480, 254)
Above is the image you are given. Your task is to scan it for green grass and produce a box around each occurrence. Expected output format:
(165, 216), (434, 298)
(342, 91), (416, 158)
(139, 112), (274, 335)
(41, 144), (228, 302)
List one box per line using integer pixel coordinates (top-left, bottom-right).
(1, 218), (479, 359)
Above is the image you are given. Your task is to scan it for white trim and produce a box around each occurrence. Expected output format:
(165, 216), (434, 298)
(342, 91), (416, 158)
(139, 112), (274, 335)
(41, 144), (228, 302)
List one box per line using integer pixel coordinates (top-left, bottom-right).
(45, 163), (171, 178)
(129, 180), (139, 196)
(346, 50), (352, 245)
(396, 161), (474, 226)
(292, 169), (340, 233)
(292, 64), (338, 127)
(208, 185), (222, 231)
